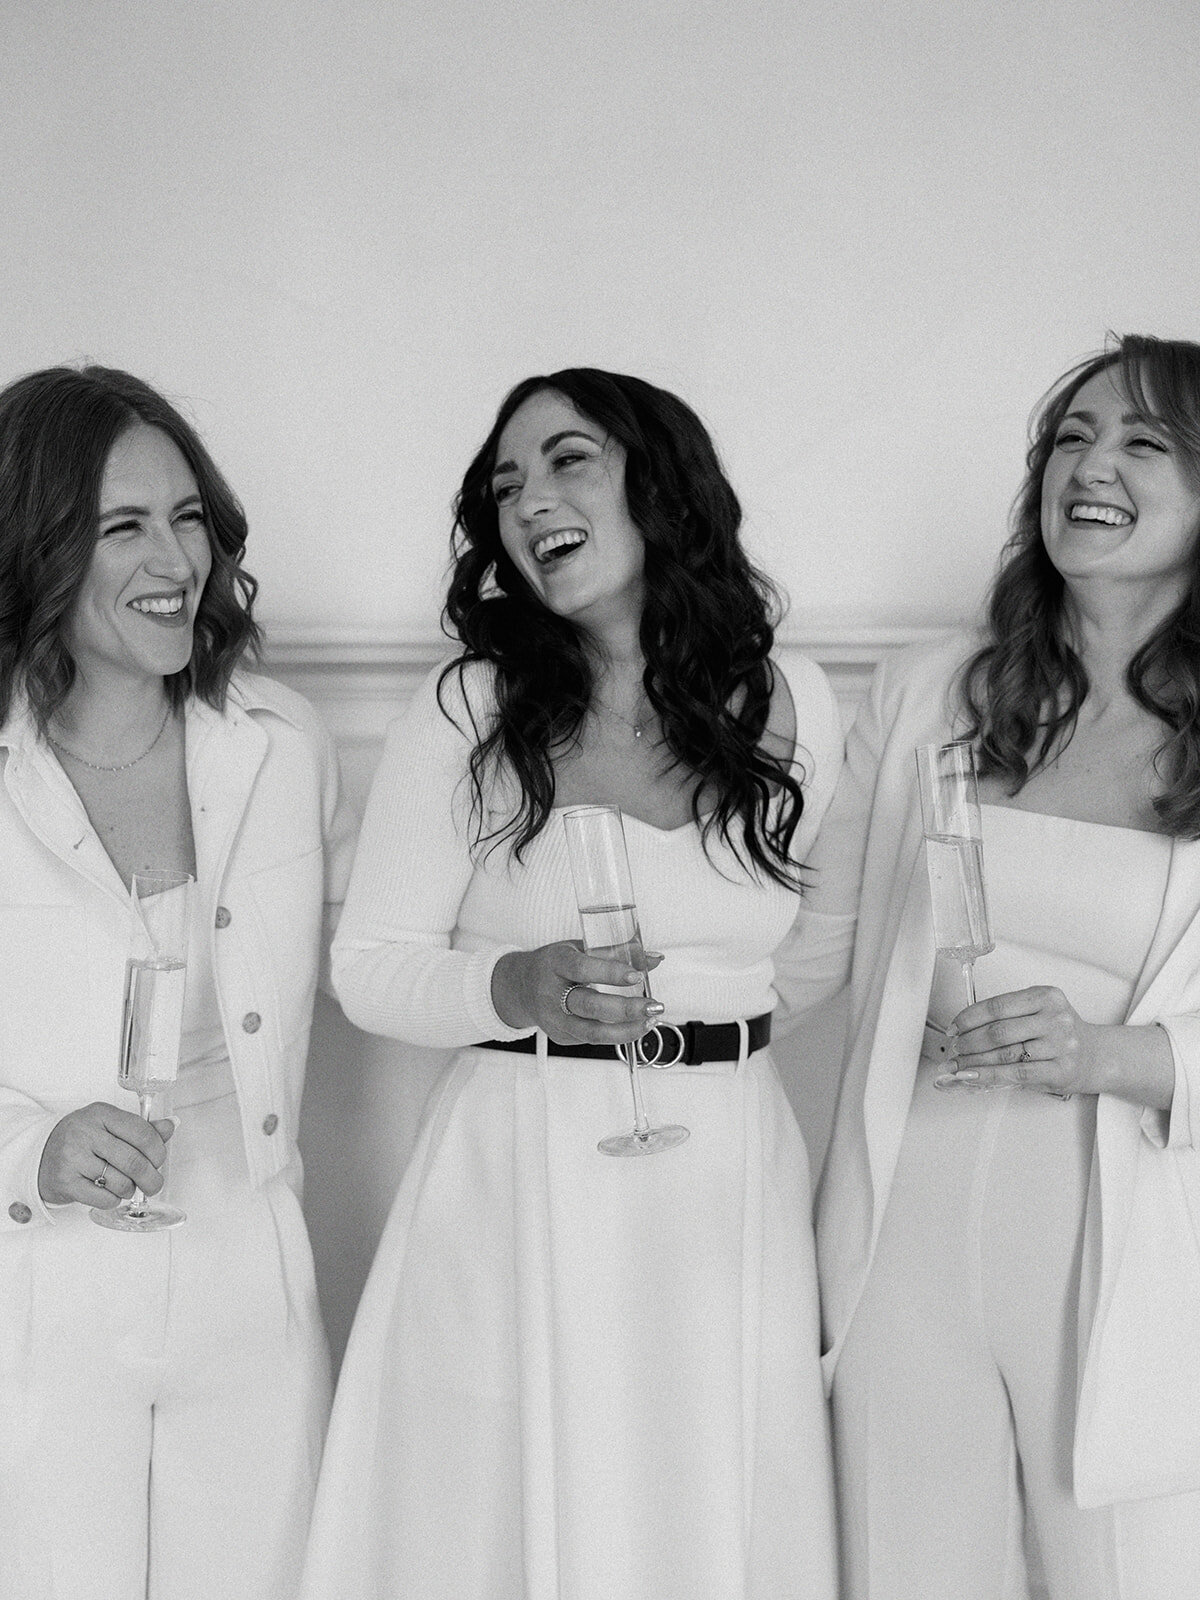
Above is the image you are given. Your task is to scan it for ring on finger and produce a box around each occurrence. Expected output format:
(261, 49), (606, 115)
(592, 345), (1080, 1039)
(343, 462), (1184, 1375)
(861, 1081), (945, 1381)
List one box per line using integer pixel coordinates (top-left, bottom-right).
(560, 983), (585, 1018)
(1017, 1045), (1032, 1063)
(94, 1161), (110, 1190)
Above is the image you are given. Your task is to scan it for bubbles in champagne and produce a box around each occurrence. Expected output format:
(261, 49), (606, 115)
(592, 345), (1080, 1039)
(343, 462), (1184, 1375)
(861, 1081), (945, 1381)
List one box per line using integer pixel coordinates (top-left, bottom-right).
(119, 957), (187, 1095)
(924, 835), (994, 961)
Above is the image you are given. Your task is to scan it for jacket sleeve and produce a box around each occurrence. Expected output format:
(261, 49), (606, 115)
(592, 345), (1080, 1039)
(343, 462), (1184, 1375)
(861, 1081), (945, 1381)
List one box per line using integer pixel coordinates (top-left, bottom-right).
(312, 702), (360, 998)
(1145, 1016), (1200, 1150)
(330, 663), (529, 1047)
(0, 1093), (68, 1230)
(772, 655), (891, 1031)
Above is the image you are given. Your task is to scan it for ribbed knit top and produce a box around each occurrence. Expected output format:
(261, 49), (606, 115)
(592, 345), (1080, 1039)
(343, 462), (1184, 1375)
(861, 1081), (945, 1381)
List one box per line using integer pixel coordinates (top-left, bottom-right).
(332, 655), (843, 1047)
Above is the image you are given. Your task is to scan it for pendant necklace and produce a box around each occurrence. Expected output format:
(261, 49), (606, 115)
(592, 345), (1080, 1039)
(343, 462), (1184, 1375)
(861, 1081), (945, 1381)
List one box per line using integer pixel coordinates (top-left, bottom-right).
(594, 691), (652, 741)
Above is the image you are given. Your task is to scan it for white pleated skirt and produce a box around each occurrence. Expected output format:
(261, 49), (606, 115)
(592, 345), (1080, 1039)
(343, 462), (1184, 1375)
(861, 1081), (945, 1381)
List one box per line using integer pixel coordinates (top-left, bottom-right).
(301, 1042), (837, 1600)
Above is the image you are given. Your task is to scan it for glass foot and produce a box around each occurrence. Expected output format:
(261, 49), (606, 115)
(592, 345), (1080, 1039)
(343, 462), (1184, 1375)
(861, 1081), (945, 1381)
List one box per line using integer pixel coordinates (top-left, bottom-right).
(598, 1124), (690, 1157)
(90, 1203), (186, 1232)
(933, 1072), (995, 1093)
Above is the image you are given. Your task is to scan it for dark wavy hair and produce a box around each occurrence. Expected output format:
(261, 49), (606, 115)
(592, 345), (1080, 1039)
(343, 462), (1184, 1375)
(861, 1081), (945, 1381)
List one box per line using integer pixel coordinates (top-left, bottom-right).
(0, 364), (260, 734)
(441, 367), (806, 886)
(959, 334), (1200, 835)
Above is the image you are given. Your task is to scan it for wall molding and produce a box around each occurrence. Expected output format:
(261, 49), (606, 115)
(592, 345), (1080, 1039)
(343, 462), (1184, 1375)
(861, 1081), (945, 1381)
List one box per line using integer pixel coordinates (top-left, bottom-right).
(261, 622), (959, 744)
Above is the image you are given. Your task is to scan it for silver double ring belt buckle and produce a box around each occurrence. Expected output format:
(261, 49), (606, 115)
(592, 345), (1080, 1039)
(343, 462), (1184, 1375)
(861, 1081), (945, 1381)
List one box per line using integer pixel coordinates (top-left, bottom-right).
(633, 1022), (687, 1068)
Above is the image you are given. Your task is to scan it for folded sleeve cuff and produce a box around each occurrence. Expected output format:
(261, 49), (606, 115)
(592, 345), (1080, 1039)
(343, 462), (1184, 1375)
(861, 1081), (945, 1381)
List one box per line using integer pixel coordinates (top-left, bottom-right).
(1, 1110), (68, 1230)
(467, 947), (536, 1042)
(1149, 1017), (1200, 1151)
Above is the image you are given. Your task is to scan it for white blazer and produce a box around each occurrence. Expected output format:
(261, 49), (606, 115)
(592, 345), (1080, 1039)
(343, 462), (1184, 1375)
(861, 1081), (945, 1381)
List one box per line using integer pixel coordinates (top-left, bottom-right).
(777, 632), (1200, 1507)
(0, 673), (355, 1232)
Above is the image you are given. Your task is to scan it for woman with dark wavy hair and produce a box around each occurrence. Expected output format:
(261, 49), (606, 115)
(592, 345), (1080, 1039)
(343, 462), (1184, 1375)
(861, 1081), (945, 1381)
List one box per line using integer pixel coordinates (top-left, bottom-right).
(303, 369), (843, 1598)
(780, 334), (1200, 1598)
(0, 366), (354, 1600)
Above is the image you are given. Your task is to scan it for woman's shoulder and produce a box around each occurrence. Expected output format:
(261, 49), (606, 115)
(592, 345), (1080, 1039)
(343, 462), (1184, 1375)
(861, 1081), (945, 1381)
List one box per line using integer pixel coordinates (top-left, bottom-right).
(769, 649), (839, 746)
(400, 654), (499, 737)
(228, 670), (329, 746)
(870, 627), (982, 705)
(766, 650), (843, 798)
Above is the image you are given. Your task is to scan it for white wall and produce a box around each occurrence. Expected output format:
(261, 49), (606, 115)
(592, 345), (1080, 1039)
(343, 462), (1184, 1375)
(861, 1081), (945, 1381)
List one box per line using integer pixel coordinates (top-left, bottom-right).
(5, 0), (1199, 1362)
(5, 0), (1199, 644)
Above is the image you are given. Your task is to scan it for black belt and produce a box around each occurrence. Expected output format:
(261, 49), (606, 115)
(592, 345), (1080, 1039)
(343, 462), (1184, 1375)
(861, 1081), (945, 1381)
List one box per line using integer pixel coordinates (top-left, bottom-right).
(477, 1012), (771, 1068)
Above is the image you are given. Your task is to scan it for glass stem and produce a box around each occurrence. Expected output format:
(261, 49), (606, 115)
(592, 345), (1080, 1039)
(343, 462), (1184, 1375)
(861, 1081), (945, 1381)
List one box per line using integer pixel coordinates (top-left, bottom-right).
(622, 1044), (652, 1139)
(962, 960), (977, 1007)
(128, 1091), (153, 1214)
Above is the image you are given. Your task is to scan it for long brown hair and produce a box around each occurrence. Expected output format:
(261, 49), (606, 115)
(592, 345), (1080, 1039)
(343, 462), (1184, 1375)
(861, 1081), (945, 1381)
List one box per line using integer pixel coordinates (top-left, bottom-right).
(958, 334), (1200, 836)
(0, 365), (260, 733)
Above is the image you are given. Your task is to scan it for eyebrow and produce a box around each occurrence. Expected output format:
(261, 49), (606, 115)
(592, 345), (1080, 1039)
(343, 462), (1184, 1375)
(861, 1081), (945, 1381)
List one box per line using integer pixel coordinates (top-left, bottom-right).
(491, 429), (602, 480)
(1060, 409), (1165, 429)
(99, 493), (204, 520)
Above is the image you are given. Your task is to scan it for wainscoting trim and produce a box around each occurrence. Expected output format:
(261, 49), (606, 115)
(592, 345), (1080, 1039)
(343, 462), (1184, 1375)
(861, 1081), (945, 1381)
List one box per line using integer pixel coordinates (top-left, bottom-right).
(262, 623), (957, 742)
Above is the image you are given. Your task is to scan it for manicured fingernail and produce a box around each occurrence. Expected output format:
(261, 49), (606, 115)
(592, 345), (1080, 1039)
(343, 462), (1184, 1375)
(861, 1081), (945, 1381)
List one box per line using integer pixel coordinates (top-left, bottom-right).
(645, 1001), (665, 1016)
(955, 1070), (979, 1081)
(645, 950), (665, 961)
(624, 971), (642, 985)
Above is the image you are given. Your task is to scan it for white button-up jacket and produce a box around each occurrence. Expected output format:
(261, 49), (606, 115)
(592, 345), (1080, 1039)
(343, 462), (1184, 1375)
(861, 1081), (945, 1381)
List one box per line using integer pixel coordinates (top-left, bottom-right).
(0, 673), (355, 1231)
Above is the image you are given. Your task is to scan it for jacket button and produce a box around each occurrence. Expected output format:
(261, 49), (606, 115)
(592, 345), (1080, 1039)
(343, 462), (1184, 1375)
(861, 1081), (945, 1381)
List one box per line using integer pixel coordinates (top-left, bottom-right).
(242, 1012), (261, 1034)
(215, 906), (232, 929)
(8, 1202), (31, 1224)
(262, 1113), (279, 1135)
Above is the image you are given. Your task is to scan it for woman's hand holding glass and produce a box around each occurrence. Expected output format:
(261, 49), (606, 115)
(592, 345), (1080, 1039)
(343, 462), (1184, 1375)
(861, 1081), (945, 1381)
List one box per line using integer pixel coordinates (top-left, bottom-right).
(38, 1101), (175, 1210)
(943, 984), (1174, 1110)
(491, 941), (664, 1046)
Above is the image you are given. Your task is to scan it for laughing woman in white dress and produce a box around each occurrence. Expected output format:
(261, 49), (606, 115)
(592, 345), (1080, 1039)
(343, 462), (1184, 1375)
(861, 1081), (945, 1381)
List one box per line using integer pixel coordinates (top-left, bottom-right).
(301, 369), (842, 1599)
(779, 334), (1200, 1599)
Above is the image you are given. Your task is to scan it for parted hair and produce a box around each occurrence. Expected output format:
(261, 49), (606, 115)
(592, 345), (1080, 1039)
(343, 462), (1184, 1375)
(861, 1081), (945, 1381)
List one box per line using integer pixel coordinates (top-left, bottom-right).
(0, 364), (260, 734)
(442, 367), (807, 886)
(958, 333), (1200, 836)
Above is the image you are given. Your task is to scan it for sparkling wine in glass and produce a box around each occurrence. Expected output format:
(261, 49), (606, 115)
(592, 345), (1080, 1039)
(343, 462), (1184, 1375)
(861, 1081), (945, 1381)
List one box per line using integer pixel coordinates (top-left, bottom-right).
(563, 806), (689, 1157)
(915, 742), (994, 1089)
(91, 871), (193, 1231)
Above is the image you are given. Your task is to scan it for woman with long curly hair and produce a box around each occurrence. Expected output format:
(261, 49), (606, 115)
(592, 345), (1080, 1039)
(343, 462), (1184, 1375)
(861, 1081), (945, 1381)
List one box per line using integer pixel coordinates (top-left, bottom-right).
(780, 333), (1200, 1598)
(0, 366), (354, 1598)
(302, 369), (842, 1598)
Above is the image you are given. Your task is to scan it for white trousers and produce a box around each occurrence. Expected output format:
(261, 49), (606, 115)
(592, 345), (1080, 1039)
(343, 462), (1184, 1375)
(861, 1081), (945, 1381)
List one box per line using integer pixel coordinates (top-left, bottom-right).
(832, 1067), (1200, 1600)
(0, 1078), (330, 1600)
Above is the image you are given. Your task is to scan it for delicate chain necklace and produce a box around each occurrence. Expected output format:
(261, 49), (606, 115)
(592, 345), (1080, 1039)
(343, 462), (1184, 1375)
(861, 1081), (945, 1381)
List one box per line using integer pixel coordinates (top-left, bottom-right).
(48, 704), (173, 773)
(593, 691), (652, 741)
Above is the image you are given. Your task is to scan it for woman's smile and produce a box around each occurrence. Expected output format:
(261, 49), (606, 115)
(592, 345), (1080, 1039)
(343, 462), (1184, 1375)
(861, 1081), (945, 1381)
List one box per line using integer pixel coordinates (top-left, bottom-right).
(492, 388), (645, 627)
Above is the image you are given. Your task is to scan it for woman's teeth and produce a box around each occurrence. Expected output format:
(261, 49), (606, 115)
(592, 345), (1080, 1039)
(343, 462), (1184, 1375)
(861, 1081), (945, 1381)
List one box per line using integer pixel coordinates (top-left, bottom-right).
(532, 529), (587, 565)
(1068, 504), (1133, 527)
(130, 595), (184, 615)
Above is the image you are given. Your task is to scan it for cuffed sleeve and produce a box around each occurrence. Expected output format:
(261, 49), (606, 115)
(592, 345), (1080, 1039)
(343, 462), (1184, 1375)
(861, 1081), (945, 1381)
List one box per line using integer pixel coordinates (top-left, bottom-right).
(0, 1098), (66, 1230)
(1149, 1014), (1200, 1150)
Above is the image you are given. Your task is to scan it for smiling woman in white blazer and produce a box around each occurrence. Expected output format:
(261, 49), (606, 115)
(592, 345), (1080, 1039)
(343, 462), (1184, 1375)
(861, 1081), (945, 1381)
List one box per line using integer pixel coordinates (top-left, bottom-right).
(0, 366), (354, 1600)
(778, 335), (1200, 1600)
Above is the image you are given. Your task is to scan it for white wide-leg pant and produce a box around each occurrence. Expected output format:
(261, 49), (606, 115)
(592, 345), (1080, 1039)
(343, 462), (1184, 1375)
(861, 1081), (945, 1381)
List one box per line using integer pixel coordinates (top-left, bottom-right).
(0, 1074), (330, 1600)
(832, 1066), (1200, 1600)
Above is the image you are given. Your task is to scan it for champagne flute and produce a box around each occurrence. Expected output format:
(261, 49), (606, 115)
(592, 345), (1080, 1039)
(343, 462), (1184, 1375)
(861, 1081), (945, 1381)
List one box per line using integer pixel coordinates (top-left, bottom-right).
(91, 871), (193, 1231)
(915, 742), (994, 1090)
(562, 806), (689, 1157)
